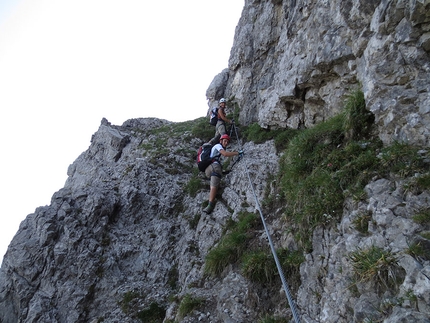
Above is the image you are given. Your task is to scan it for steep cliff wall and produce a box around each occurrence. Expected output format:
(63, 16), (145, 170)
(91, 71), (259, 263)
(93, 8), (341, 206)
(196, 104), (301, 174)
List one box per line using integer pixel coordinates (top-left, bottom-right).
(0, 118), (284, 322)
(1, 1), (430, 323)
(207, 0), (430, 146)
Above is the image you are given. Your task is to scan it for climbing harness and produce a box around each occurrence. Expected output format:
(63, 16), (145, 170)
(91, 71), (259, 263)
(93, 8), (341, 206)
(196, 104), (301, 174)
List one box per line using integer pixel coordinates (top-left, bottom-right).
(231, 123), (301, 323)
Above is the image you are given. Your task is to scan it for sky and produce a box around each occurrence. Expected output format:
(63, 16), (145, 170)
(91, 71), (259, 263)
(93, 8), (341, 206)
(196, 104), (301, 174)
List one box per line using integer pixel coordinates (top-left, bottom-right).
(0, 0), (244, 264)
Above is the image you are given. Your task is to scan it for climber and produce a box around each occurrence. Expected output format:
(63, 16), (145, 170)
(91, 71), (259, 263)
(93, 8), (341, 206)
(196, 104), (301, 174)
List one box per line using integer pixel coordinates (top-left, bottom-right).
(208, 98), (234, 145)
(203, 134), (243, 214)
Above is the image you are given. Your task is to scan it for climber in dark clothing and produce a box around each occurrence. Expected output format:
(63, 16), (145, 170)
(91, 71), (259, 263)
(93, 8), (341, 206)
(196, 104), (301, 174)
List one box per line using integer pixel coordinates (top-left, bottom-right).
(203, 134), (242, 214)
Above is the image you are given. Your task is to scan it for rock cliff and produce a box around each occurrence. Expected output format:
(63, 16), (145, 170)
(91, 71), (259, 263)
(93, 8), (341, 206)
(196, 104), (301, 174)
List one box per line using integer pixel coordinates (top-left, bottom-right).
(1, 1), (430, 323)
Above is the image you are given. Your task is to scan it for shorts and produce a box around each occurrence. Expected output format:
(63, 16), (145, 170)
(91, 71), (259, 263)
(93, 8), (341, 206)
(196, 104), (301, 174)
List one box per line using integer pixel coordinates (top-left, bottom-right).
(205, 162), (222, 187)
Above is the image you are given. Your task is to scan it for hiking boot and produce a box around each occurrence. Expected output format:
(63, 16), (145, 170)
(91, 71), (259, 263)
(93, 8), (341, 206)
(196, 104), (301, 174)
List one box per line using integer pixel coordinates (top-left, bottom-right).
(203, 202), (214, 214)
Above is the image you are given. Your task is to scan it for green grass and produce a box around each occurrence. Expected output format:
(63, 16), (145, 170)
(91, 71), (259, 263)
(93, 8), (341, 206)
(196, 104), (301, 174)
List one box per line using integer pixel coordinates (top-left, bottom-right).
(405, 241), (430, 261)
(242, 122), (299, 151)
(420, 232), (430, 240)
(191, 117), (217, 141)
(258, 314), (289, 323)
(119, 290), (141, 313)
(378, 141), (429, 178)
(348, 246), (401, 290)
(352, 212), (372, 234)
(270, 89), (429, 251)
(342, 89), (374, 140)
(412, 209), (430, 224)
(136, 117), (212, 164)
(204, 212), (260, 276)
(184, 170), (204, 197)
(241, 248), (304, 286)
(178, 294), (205, 319)
(241, 250), (277, 284)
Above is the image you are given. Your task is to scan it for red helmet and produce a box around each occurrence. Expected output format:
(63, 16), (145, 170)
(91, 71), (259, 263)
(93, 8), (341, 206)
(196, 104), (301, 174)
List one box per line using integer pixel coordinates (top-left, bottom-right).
(220, 134), (231, 142)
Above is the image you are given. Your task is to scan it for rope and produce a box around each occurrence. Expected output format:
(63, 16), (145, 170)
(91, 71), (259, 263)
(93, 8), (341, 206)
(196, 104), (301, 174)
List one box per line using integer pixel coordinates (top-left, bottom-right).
(231, 123), (301, 323)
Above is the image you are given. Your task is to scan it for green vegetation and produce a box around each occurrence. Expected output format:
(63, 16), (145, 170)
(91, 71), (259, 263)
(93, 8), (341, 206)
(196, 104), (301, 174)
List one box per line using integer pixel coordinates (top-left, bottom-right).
(242, 122), (298, 151)
(188, 213), (201, 230)
(278, 111), (378, 250)
(241, 250), (276, 283)
(352, 211), (372, 234)
(167, 265), (179, 290)
(204, 210), (303, 292)
(405, 240), (430, 261)
(119, 290), (141, 313)
(258, 314), (289, 323)
(342, 89), (374, 140)
(178, 294), (205, 319)
(258, 314), (290, 323)
(204, 212), (260, 276)
(136, 302), (166, 323)
(268, 89), (430, 251)
(420, 232), (430, 240)
(241, 248), (303, 286)
(190, 117), (216, 140)
(348, 246), (402, 290)
(404, 289), (418, 306)
(412, 208), (430, 224)
(136, 118), (211, 169)
(119, 291), (166, 323)
(127, 89), (428, 317)
(184, 169), (205, 197)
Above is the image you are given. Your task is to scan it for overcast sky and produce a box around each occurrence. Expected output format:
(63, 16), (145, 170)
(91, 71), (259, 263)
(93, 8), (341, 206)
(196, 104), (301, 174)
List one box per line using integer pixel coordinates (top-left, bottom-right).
(0, 0), (244, 263)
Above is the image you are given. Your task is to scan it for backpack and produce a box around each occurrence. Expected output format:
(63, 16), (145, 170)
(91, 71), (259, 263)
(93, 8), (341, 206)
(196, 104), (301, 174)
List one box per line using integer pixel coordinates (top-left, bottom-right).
(196, 144), (214, 171)
(209, 107), (218, 126)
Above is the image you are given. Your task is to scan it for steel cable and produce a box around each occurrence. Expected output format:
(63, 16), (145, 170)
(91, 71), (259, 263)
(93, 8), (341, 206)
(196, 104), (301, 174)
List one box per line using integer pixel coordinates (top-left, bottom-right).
(231, 123), (301, 323)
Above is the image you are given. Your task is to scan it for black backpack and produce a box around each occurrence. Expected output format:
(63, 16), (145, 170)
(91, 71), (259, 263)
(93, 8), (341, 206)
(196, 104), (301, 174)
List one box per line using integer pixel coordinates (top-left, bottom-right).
(209, 107), (218, 126)
(196, 144), (214, 171)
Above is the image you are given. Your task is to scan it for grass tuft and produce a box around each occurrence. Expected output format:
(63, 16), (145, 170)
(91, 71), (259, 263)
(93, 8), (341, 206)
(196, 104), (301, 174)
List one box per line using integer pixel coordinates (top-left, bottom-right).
(348, 246), (403, 292)
(178, 294), (204, 319)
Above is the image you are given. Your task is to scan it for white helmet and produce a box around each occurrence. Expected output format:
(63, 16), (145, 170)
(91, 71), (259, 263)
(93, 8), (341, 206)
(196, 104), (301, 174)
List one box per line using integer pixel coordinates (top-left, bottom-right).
(219, 98), (226, 103)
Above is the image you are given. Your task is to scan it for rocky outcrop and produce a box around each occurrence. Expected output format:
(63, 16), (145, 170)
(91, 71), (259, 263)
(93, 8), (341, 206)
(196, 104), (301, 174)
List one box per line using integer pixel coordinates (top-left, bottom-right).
(297, 178), (430, 323)
(1, 1), (430, 323)
(210, 0), (430, 146)
(0, 118), (283, 323)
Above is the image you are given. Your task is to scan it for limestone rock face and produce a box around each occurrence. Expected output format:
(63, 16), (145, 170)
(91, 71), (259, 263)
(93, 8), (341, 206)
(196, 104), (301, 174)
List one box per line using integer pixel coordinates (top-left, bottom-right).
(1, 118), (428, 323)
(0, 118), (282, 323)
(1, 1), (430, 323)
(222, 0), (430, 146)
